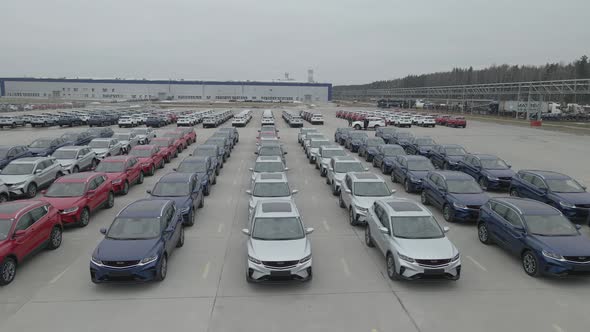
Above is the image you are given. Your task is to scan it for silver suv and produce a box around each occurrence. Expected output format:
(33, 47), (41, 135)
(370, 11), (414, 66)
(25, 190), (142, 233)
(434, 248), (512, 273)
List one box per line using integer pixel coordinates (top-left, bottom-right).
(242, 200), (313, 282)
(303, 133), (326, 154)
(0, 157), (64, 198)
(131, 127), (156, 144)
(0, 180), (8, 202)
(247, 173), (298, 217)
(326, 156), (367, 195)
(249, 156), (288, 182)
(52, 146), (98, 173)
(113, 132), (140, 153)
(365, 198), (461, 280)
(88, 138), (124, 159)
(298, 128), (318, 144)
(306, 138), (331, 163)
(316, 145), (347, 177)
(339, 172), (396, 225)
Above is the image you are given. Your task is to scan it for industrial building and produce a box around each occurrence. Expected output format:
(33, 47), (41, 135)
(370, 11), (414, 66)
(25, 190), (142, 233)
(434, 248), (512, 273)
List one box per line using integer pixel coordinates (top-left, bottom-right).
(0, 78), (332, 103)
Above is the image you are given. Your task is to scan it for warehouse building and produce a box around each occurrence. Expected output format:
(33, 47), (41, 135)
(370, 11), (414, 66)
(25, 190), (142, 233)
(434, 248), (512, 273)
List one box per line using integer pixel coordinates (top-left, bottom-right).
(0, 78), (332, 103)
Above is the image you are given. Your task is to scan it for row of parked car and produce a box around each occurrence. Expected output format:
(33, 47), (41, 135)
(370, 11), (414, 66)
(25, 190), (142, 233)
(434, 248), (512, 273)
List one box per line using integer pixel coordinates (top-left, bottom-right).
(337, 109), (467, 128)
(300, 110), (324, 125)
(0, 126), (204, 285)
(332, 123), (590, 278)
(232, 110), (253, 127)
(202, 110), (234, 128)
(282, 110), (304, 128)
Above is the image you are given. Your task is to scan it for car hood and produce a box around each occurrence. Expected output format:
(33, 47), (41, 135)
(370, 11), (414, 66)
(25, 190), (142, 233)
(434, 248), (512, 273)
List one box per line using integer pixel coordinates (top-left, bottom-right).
(92, 148), (109, 154)
(407, 170), (429, 180)
(554, 192), (590, 205)
(94, 238), (160, 261)
(383, 157), (397, 164)
(119, 140), (130, 145)
(249, 238), (309, 261)
(532, 234), (590, 256)
(137, 157), (153, 164)
(447, 155), (465, 163)
(56, 158), (76, 166)
(354, 195), (393, 208)
(149, 195), (191, 209)
(28, 147), (51, 155)
(0, 174), (32, 185)
(333, 173), (345, 182)
(483, 168), (515, 178)
(367, 147), (379, 154)
(40, 197), (84, 210)
(351, 139), (362, 145)
(395, 237), (456, 259)
(447, 193), (489, 206)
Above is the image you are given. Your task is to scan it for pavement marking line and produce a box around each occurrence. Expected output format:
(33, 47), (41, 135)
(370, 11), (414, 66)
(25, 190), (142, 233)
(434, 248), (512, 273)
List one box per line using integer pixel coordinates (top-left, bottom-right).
(556, 300), (568, 307)
(50, 266), (72, 284)
(217, 223), (224, 233)
(340, 258), (351, 277)
(233, 179), (237, 185)
(371, 329), (379, 332)
(305, 179), (309, 185)
(466, 255), (487, 272)
(552, 324), (566, 332)
(202, 262), (210, 279)
(322, 219), (330, 232)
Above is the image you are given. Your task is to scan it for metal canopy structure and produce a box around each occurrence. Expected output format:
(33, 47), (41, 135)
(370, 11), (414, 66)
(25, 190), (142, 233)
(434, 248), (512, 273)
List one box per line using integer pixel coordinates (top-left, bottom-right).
(334, 79), (590, 101)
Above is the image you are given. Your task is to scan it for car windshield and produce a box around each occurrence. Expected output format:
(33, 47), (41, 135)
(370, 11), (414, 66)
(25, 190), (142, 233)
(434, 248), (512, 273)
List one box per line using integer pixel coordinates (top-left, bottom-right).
(481, 158), (509, 169)
(350, 133), (367, 139)
(253, 183), (290, 197)
(391, 216), (444, 239)
(524, 214), (578, 236)
(446, 179), (483, 194)
(311, 141), (329, 148)
(114, 134), (131, 140)
(29, 139), (53, 148)
(353, 182), (391, 197)
(0, 219), (13, 240)
(89, 141), (110, 148)
(95, 162), (125, 173)
(259, 146), (282, 156)
(177, 162), (207, 173)
(546, 179), (586, 193)
(445, 147), (467, 155)
(334, 162), (365, 173)
(397, 133), (412, 139)
(254, 162), (284, 172)
(366, 139), (383, 147)
(133, 129), (148, 134)
(1, 163), (34, 175)
(383, 146), (405, 156)
(106, 217), (161, 240)
(407, 159), (434, 171)
(0, 148), (9, 158)
(52, 150), (78, 159)
(252, 217), (304, 240)
(195, 149), (216, 157)
(45, 182), (86, 197)
(415, 138), (435, 145)
(151, 182), (190, 196)
(322, 149), (347, 158)
(153, 140), (171, 148)
(130, 149), (153, 157)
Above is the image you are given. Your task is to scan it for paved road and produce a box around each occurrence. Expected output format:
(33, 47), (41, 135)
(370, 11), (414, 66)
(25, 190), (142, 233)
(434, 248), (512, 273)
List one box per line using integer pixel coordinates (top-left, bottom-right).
(0, 106), (589, 332)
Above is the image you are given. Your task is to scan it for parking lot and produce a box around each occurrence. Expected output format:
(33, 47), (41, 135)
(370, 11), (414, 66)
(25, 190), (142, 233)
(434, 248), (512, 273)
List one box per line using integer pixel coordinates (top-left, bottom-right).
(1, 106), (590, 332)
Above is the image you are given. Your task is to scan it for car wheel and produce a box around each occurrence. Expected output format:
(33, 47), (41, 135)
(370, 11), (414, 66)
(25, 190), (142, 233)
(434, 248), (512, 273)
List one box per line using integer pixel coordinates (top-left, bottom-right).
(478, 177), (488, 191)
(72, 166), (79, 173)
(386, 253), (400, 280)
(443, 204), (454, 222)
(105, 191), (115, 209)
(510, 188), (519, 197)
(326, 176), (331, 185)
(26, 183), (37, 198)
(332, 183), (338, 196)
(522, 251), (541, 277)
(365, 226), (375, 248)
(404, 180), (412, 193)
(155, 255), (168, 281)
(46, 226), (63, 250)
(420, 191), (430, 205)
(349, 208), (357, 226)
(91, 159), (98, 170)
(354, 124), (361, 130)
(0, 257), (17, 286)
(121, 181), (129, 195)
(204, 184), (210, 196)
(185, 209), (195, 226)
(478, 223), (493, 245)
(149, 165), (155, 176)
(215, 168), (220, 176)
(212, 175), (217, 185)
(137, 172), (144, 184)
(339, 194), (346, 208)
(78, 208), (90, 227)
(391, 172), (398, 183)
(0, 194), (8, 203)
(198, 195), (204, 208)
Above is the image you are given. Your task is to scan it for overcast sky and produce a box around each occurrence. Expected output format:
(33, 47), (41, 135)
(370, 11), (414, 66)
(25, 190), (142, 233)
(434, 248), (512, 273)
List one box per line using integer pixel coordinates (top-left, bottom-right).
(1, 0), (589, 85)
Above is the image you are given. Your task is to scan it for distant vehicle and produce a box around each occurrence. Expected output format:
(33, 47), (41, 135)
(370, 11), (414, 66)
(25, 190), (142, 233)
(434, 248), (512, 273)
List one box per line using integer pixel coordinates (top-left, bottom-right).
(0, 157), (64, 198)
(246, 173), (298, 217)
(357, 137), (385, 161)
(405, 136), (437, 156)
(0, 145), (33, 170)
(344, 132), (369, 152)
(52, 146), (98, 173)
(391, 155), (435, 193)
(147, 172), (204, 226)
(316, 145), (347, 176)
(457, 154), (515, 190)
(429, 144), (468, 171)
(326, 156), (367, 195)
(446, 116), (467, 128)
(191, 145), (222, 174)
(374, 127), (397, 143)
(113, 132), (140, 153)
(88, 138), (124, 159)
(94, 156), (144, 195)
(250, 156), (288, 183)
(28, 137), (69, 157)
(352, 117), (385, 130)
(372, 144), (406, 174)
(129, 145), (165, 176)
(389, 131), (414, 149)
(0, 116), (26, 128)
(131, 127), (156, 144)
(152, 138), (178, 163)
(60, 132), (94, 146)
(174, 156), (217, 196)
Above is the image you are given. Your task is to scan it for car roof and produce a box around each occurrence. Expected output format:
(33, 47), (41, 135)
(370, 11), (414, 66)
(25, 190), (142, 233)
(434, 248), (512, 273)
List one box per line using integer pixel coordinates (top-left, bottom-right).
(0, 200), (46, 218)
(91, 138), (113, 141)
(433, 170), (473, 180)
(520, 170), (570, 180)
(118, 199), (172, 218)
(439, 144), (464, 148)
(332, 156), (359, 162)
(470, 153), (499, 160)
(255, 172), (288, 183)
(56, 146), (84, 151)
(320, 145), (343, 150)
(379, 198), (432, 217)
(254, 200), (299, 218)
(349, 172), (385, 182)
(400, 155), (429, 161)
(491, 197), (561, 215)
(132, 145), (155, 150)
(158, 172), (193, 183)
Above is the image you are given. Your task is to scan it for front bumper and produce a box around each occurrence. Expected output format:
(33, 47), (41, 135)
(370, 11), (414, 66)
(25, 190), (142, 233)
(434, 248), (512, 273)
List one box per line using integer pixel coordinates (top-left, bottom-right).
(398, 257), (461, 280)
(540, 255), (590, 276)
(560, 206), (590, 223)
(352, 206), (369, 223)
(451, 206), (480, 222)
(247, 258), (312, 282)
(90, 260), (159, 283)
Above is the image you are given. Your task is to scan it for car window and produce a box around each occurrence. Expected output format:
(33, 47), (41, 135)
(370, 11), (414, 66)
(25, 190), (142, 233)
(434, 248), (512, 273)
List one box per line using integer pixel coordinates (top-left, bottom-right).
(428, 173), (438, 183)
(15, 213), (35, 231)
(30, 206), (49, 222)
(88, 177), (99, 190)
(531, 176), (547, 189)
(436, 176), (447, 189)
(491, 202), (509, 217)
(521, 173), (534, 184)
(471, 158), (481, 167)
(7, 148), (16, 158)
(503, 208), (523, 227)
(379, 210), (391, 232)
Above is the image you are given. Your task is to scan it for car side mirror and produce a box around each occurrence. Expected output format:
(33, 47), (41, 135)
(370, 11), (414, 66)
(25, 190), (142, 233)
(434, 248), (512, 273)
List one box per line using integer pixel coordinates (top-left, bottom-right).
(13, 229), (27, 238)
(245, 190), (252, 195)
(87, 189), (96, 195)
(99, 228), (107, 235)
(283, 151), (287, 155)
(507, 164), (512, 168)
(391, 189), (396, 194)
(575, 224), (582, 230)
(305, 227), (314, 235)
(248, 168), (254, 172)
(172, 168), (177, 171)
(284, 167), (290, 171)
(443, 226), (450, 233)
(291, 189), (299, 195)
(35, 169), (42, 174)
(379, 226), (389, 235)
(328, 167), (333, 171)
(146, 189), (151, 194)
(582, 185), (587, 191)
(344, 188), (351, 194)
(188, 153), (193, 156)
(241, 228), (250, 235)
(364, 167), (369, 171)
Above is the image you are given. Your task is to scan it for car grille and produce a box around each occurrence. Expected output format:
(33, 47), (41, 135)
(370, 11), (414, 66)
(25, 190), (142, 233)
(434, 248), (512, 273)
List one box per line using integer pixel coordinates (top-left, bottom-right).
(564, 256), (590, 263)
(466, 205), (482, 210)
(262, 260), (299, 269)
(102, 260), (140, 268)
(575, 204), (590, 209)
(415, 259), (451, 266)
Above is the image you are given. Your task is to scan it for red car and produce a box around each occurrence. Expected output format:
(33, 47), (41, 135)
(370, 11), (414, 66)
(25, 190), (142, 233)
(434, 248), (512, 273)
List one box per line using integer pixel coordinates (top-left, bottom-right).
(39, 173), (115, 227)
(152, 137), (178, 162)
(174, 127), (197, 145)
(436, 115), (451, 125)
(165, 112), (178, 123)
(129, 145), (165, 176)
(446, 116), (467, 128)
(93, 156), (144, 195)
(163, 131), (187, 152)
(0, 200), (63, 285)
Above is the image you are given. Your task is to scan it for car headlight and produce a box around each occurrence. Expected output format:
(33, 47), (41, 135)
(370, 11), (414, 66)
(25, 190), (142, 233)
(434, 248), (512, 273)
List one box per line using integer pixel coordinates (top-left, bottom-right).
(91, 256), (103, 265)
(542, 250), (566, 262)
(559, 201), (576, 209)
(452, 253), (461, 262)
(398, 253), (415, 263)
(10, 182), (26, 188)
(248, 255), (261, 264)
(354, 205), (368, 213)
(180, 206), (190, 214)
(139, 255), (158, 265)
(112, 179), (123, 184)
(453, 202), (467, 209)
(487, 175), (500, 181)
(299, 254), (312, 263)
(410, 176), (421, 183)
(61, 207), (79, 214)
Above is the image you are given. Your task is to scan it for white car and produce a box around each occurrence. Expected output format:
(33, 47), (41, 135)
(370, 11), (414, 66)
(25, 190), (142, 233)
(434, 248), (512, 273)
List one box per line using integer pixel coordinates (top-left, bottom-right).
(418, 116), (436, 127)
(246, 173), (298, 217)
(339, 172), (396, 225)
(177, 116), (195, 127)
(118, 116), (138, 128)
(326, 156), (367, 195)
(395, 116), (412, 128)
(351, 117), (386, 130)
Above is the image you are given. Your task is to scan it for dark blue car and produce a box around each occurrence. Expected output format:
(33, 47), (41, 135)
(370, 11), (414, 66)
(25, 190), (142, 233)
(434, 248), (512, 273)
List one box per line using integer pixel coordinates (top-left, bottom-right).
(405, 136), (437, 156)
(477, 197), (590, 277)
(0, 145), (32, 170)
(27, 137), (69, 156)
(390, 155), (435, 193)
(374, 127), (397, 143)
(358, 137), (385, 162)
(345, 131), (368, 152)
(337, 129), (353, 145)
(457, 154), (515, 191)
(147, 172), (204, 226)
(509, 170), (590, 223)
(372, 144), (406, 174)
(174, 156), (216, 196)
(90, 199), (184, 283)
(335, 128), (353, 145)
(421, 171), (490, 222)
(429, 144), (468, 170)
(60, 131), (94, 146)
(389, 131), (414, 149)
(191, 144), (222, 173)
(204, 138), (229, 162)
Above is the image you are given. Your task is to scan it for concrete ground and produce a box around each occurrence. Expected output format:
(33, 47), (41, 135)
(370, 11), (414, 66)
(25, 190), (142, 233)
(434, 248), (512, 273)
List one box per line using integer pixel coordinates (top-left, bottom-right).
(0, 106), (589, 332)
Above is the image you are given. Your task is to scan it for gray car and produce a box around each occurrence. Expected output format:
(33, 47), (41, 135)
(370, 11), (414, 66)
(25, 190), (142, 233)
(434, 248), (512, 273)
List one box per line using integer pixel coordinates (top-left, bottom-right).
(365, 198), (461, 280)
(52, 146), (98, 173)
(250, 156), (289, 182)
(306, 138), (331, 163)
(315, 145), (347, 176)
(246, 173), (298, 217)
(298, 128), (318, 144)
(242, 200), (313, 282)
(326, 156), (367, 195)
(88, 138), (124, 159)
(339, 172), (396, 225)
(131, 127), (156, 144)
(113, 132), (141, 153)
(0, 157), (64, 198)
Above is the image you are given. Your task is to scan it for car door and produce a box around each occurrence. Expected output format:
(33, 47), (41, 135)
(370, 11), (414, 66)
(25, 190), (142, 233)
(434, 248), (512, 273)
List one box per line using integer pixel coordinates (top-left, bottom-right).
(127, 158), (141, 183)
(190, 177), (201, 208)
(94, 175), (109, 208)
(485, 202), (509, 246)
(341, 175), (353, 208)
(496, 205), (526, 253)
(372, 203), (389, 253)
(162, 205), (179, 253)
(34, 161), (50, 186)
(80, 148), (93, 170)
(517, 173), (538, 199)
(391, 156), (403, 180)
(12, 212), (38, 258)
(460, 156), (477, 178)
(529, 176), (550, 202)
(430, 146), (442, 167)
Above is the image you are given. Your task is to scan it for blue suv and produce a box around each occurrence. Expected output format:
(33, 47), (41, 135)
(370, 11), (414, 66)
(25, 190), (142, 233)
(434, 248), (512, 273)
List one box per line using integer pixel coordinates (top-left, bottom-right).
(390, 155), (435, 193)
(405, 136), (437, 156)
(457, 154), (515, 191)
(192, 145), (222, 173)
(358, 137), (385, 162)
(28, 137), (70, 157)
(371, 144), (406, 174)
(90, 199), (184, 283)
(509, 170), (590, 223)
(0, 145), (32, 170)
(389, 131), (414, 149)
(147, 172), (204, 226)
(174, 156), (216, 196)
(429, 144), (468, 170)
(477, 197), (590, 277)
(421, 171), (490, 222)
(375, 127), (397, 143)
